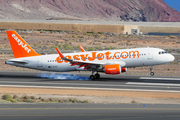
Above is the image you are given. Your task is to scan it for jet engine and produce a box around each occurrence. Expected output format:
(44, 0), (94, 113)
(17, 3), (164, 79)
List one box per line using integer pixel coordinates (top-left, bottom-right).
(103, 64), (127, 75)
(104, 64), (121, 74)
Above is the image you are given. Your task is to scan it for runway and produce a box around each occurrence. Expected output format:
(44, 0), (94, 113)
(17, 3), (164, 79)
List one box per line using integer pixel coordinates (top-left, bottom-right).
(0, 103), (180, 120)
(1, 19), (180, 27)
(0, 71), (180, 92)
(1, 71), (180, 120)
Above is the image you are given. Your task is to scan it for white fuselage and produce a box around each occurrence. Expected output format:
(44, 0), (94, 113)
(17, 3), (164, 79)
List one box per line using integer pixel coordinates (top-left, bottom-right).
(6, 48), (174, 72)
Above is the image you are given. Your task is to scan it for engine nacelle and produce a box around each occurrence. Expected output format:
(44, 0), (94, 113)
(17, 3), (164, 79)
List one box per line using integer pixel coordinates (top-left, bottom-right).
(104, 64), (121, 75)
(103, 64), (127, 75)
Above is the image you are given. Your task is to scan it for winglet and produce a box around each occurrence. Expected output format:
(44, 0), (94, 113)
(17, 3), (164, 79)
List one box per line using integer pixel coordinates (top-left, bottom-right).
(79, 45), (86, 52)
(55, 48), (65, 59)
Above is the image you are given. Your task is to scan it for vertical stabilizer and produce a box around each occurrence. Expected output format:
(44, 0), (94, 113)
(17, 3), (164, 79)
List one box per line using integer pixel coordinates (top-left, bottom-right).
(6, 30), (41, 58)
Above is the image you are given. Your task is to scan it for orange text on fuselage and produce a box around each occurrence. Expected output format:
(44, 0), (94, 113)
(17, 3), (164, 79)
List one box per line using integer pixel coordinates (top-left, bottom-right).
(56, 50), (139, 63)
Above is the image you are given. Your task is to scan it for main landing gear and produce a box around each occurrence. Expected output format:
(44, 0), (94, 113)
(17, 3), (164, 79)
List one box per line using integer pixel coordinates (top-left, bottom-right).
(150, 66), (154, 76)
(90, 71), (100, 80)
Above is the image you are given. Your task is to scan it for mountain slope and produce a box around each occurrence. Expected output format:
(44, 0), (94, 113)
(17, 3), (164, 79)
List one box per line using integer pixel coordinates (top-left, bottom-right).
(0, 0), (180, 22)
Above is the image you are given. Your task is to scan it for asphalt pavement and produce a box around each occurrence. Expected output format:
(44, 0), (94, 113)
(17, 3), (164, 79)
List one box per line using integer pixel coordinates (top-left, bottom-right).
(0, 71), (180, 92)
(0, 19), (180, 27)
(0, 103), (180, 120)
(0, 71), (180, 120)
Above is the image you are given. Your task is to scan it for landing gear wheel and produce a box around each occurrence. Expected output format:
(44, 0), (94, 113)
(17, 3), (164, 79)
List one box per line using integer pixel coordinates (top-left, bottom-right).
(149, 66), (154, 76)
(95, 74), (100, 79)
(150, 72), (154, 76)
(90, 75), (95, 80)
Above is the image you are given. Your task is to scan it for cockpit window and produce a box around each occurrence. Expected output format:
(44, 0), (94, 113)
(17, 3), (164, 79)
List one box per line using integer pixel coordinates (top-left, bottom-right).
(159, 51), (167, 55)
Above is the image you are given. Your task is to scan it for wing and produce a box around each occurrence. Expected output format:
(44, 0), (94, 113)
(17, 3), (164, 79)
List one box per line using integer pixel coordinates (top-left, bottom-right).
(55, 48), (126, 71)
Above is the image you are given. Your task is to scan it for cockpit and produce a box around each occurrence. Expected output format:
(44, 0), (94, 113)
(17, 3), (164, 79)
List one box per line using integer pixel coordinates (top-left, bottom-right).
(159, 51), (167, 55)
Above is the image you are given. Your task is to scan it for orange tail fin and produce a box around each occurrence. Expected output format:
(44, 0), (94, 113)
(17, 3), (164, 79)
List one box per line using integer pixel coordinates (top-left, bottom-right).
(6, 30), (41, 58)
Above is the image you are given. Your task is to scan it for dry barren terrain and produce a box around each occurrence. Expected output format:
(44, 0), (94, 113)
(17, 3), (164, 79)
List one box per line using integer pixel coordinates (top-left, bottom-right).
(1, 87), (180, 104)
(0, 0), (180, 22)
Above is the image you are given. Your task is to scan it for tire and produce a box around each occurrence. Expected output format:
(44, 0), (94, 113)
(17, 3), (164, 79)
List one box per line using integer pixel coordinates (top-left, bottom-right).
(150, 72), (154, 76)
(90, 75), (95, 80)
(95, 74), (100, 79)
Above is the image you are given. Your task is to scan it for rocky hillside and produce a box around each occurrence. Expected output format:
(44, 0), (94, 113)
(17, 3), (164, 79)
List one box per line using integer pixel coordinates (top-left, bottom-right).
(0, 0), (180, 22)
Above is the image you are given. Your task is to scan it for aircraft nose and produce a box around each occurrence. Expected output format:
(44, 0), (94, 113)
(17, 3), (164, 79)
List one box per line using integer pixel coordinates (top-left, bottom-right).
(169, 54), (175, 62)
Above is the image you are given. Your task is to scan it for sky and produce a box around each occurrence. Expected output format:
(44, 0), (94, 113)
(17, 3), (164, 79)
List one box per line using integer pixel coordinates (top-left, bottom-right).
(164, 0), (180, 12)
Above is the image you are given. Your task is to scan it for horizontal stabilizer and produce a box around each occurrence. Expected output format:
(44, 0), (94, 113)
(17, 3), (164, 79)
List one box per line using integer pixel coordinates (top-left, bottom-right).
(5, 59), (28, 64)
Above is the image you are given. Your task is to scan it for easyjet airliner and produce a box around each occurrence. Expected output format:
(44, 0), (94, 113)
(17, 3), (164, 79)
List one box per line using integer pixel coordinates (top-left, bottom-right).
(5, 30), (175, 80)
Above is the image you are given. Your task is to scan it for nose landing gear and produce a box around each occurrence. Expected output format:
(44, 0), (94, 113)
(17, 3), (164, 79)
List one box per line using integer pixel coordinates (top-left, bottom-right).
(150, 66), (154, 76)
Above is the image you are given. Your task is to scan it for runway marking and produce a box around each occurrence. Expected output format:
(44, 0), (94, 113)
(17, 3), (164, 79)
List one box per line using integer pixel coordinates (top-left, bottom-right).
(1, 81), (180, 89)
(0, 81), (179, 89)
(0, 81), (180, 89)
(0, 81), (123, 87)
(0, 85), (180, 93)
(140, 77), (180, 81)
(127, 82), (180, 86)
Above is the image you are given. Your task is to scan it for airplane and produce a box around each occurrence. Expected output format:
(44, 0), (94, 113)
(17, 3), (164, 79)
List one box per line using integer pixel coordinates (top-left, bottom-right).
(5, 30), (175, 80)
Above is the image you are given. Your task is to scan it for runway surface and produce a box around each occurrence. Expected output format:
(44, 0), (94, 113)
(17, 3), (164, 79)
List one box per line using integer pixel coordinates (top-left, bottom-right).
(0, 72), (180, 120)
(0, 71), (180, 92)
(0, 103), (180, 120)
(1, 19), (180, 27)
